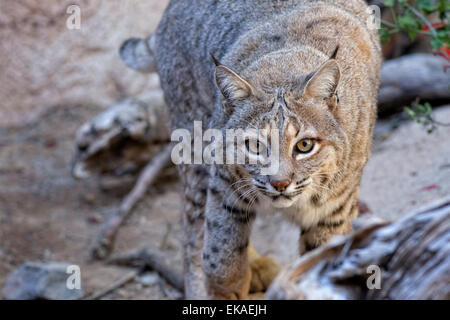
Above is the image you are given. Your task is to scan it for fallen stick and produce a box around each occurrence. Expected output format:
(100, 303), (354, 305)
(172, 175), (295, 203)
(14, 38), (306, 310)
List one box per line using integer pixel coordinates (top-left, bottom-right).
(85, 270), (139, 300)
(108, 248), (185, 293)
(91, 144), (173, 260)
(267, 196), (450, 300)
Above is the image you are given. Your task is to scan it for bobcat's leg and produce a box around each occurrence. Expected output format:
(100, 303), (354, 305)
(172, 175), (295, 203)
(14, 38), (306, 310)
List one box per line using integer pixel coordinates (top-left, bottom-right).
(202, 167), (256, 299)
(179, 164), (209, 299)
(299, 191), (358, 254)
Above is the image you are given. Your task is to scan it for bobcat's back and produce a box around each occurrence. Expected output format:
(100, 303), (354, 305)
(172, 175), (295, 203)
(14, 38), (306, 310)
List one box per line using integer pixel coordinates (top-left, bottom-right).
(154, 0), (381, 129)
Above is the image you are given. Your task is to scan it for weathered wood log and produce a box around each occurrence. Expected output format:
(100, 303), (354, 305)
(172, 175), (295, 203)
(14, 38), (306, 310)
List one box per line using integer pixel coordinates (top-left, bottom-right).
(266, 197), (450, 300)
(378, 54), (450, 114)
(72, 89), (170, 179)
(120, 36), (158, 74)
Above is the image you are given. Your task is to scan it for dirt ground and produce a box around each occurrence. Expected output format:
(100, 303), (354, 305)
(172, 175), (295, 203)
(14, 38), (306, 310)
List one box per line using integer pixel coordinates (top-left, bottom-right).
(0, 101), (448, 299)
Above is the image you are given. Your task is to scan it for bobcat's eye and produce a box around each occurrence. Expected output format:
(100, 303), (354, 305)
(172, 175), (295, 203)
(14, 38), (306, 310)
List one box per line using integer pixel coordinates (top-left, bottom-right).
(245, 139), (267, 156)
(296, 139), (314, 153)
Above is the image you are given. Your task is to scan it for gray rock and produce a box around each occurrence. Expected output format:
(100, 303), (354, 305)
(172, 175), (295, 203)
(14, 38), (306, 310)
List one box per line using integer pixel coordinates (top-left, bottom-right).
(137, 272), (160, 286)
(2, 262), (84, 300)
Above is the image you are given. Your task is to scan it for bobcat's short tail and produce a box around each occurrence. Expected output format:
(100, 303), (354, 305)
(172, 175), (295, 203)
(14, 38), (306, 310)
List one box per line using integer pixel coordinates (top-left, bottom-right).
(119, 35), (157, 73)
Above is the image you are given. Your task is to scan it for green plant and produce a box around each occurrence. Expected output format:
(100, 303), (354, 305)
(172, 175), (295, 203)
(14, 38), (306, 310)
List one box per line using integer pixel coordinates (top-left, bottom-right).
(404, 100), (450, 133)
(379, 0), (449, 132)
(380, 0), (449, 53)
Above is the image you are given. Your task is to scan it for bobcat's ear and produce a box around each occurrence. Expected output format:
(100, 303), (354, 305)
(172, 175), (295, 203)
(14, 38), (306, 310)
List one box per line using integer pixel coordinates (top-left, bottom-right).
(304, 59), (340, 99)
(214, 64), (254, 102)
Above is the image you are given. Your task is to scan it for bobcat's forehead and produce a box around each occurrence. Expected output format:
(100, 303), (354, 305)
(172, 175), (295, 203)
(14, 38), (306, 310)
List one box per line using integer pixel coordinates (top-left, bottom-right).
(246, 89), (319, 143)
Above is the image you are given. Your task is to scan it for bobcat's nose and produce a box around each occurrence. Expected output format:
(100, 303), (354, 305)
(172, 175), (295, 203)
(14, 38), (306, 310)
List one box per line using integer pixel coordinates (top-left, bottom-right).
(270, 179), (291, 192)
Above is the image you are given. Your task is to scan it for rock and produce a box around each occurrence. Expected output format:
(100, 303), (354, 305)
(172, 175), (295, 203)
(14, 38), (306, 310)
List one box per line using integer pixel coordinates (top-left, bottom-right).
(2, 262), (84, 300)
(378, 54), (450, 113)
(137, 272), (160, 286)
(0, 0), (167, 127)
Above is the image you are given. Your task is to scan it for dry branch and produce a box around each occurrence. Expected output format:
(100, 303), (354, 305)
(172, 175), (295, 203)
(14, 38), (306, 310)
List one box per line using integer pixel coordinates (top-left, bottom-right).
(90, 144), (173, 260)
(85, 270), (139, 300)
(108, 248), (185, 293)
(267, 197), (450, 300)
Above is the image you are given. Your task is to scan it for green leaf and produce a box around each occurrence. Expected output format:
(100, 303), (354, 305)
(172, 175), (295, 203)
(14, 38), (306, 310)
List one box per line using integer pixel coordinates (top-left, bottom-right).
(404, 107), (415, 119)
(408, 29), (419, 41)
(437, 0), (450, 19)
(406, 101), (436, 133)
(417, 0), (439, 13)
(438, 0), (450, 13)
(424, 102), (433, 113)
(383, 0), (395, 7)
(379, 27), (391, 44)
(397, 13), (420, 31)
(435, 28), (450, 49)
(431, 37), (444, 49)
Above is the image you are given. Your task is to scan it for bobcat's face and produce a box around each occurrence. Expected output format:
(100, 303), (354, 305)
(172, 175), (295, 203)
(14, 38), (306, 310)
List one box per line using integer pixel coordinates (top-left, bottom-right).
(234, 97), (345, 209)
(215, 50), (346, 208)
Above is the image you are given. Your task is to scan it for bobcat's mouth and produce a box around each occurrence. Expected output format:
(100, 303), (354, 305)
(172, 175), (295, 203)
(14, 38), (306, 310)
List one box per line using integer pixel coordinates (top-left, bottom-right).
(263, 191), (302, 200)
(270, 194), (298, 208)
(273, 194), (291, 200)
(253, 178), (311, 208)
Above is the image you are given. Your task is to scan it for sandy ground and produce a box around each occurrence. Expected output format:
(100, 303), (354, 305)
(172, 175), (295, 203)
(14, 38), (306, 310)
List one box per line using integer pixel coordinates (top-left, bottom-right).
(0, 102), (448, 299)
(361, 110), (450, 221)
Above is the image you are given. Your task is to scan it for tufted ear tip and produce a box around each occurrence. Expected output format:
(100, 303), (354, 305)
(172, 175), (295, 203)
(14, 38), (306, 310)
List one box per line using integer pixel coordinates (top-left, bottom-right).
(329, 45), (339, 60)
(210, 52), (221, 66)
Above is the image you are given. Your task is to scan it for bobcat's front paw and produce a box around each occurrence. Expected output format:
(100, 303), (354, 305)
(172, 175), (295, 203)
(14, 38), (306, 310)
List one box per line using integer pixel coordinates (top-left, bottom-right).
(248, 245), (281, 294)
(207, 265), (252, 300)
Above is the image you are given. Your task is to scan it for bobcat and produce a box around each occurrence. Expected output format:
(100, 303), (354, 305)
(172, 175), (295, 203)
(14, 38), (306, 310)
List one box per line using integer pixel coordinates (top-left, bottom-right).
(121, 0), (381, 299)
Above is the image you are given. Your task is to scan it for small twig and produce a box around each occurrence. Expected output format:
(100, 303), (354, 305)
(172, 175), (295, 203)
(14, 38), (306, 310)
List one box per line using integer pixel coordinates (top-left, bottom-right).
(85, 270), (139, 300)
(389, 6), (397, 25)
(381, 20), (397, 28)
(91, 144), (173, 260)
(405, 3), (437, 37)
(108, 248), (185, 293)
(160, 223), (173, 250)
